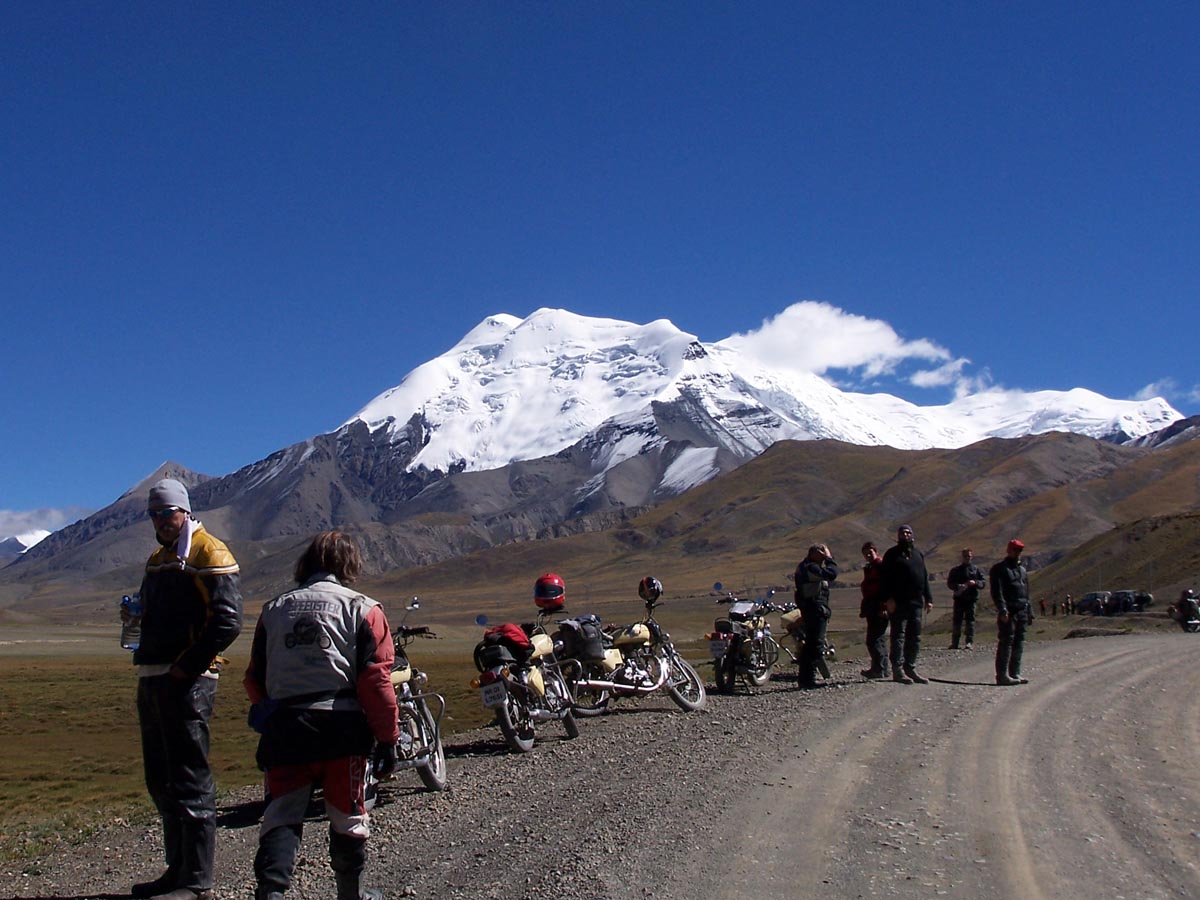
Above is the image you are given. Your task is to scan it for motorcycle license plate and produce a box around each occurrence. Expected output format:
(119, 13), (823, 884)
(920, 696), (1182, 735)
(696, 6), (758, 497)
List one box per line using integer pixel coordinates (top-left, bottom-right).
(480, 681), (508, 709)
(709, 638), (730, 657)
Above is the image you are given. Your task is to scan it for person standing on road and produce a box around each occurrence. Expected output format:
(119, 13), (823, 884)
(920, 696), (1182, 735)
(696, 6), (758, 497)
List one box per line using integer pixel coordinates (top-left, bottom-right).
(132, 479), (243, 900)
(991, 539), (1033, 686)
(858, 542), (889, 679)
(795, 543), (839, 688)
(245, 531), (400, 900)
(946, 547), (986, 650)
(882, 524), (934, 684)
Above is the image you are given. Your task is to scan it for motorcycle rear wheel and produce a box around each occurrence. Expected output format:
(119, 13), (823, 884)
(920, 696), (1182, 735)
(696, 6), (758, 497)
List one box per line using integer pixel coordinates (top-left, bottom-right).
(714, 653), (737, 694)
(414, 700), (448, 791)
(667, 654), (707, 711)
(497, 693), (536, 753)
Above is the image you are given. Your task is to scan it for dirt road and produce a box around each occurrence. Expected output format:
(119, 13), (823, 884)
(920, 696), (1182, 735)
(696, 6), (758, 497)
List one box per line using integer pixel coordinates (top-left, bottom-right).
(4, 633), (1198, 900)
(686, 633), (1200, 900)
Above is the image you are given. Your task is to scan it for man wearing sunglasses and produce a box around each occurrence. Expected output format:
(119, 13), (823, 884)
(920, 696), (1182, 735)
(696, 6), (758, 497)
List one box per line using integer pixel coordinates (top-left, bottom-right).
(131, 478), (243, 900)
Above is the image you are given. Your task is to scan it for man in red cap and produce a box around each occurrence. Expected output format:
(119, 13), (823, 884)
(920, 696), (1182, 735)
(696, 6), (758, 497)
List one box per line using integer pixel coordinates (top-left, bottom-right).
(990, 539), (1033, 686)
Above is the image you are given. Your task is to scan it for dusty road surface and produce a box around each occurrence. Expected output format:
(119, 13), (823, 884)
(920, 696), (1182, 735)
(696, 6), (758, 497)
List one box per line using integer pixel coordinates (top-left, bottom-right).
(4, 633), (1199, 900)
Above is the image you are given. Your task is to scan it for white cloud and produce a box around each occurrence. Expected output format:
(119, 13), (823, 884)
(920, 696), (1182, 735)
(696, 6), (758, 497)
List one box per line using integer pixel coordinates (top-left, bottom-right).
(720, 301), (969, 387)
(1134, 378), (1177, 402)
(0, 507), (92, 541)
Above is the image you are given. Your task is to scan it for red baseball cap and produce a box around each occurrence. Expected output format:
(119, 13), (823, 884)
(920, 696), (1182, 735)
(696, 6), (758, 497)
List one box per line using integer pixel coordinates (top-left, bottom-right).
(1007, 539), (1025, 553)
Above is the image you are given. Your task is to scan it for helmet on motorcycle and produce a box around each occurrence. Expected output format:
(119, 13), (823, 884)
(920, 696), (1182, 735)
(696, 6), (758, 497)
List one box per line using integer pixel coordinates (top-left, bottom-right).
(1183, 589), (1196, 600)
(638, 576), (663, 603)
(534, 572), (566, 611)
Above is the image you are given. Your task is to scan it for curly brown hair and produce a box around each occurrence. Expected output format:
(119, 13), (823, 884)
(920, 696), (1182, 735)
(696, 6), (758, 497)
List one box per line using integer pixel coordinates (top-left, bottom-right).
(294, 530), (363, 585)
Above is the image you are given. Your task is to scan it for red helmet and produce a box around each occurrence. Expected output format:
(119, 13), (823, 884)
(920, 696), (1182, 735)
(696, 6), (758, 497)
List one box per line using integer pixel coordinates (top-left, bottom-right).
(534, 572), (566, 610)
(638, 576), (663, 602)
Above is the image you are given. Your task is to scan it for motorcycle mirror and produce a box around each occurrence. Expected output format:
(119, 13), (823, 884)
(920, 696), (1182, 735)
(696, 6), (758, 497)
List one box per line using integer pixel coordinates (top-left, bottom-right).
(474, 614), (489, 627)
(767, 589), (775, 598)
(713, 582), (723, 593)
(407, 596), (420, 611)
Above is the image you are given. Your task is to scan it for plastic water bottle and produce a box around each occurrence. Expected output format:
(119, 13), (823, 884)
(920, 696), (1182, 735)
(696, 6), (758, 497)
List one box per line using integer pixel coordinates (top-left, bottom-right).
(120, 594), (142, 651)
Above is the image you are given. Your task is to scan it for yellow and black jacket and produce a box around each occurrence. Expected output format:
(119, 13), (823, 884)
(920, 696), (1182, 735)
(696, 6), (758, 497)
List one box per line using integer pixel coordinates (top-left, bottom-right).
(134, 523), (243, 677)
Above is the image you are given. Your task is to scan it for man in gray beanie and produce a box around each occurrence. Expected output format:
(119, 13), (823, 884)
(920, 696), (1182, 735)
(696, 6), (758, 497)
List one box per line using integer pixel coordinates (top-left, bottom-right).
(131, 478), (242, 900)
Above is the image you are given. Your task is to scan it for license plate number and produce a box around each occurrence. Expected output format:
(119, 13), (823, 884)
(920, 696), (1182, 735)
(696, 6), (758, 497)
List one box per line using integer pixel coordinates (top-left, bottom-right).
(480, 681), (508, 708)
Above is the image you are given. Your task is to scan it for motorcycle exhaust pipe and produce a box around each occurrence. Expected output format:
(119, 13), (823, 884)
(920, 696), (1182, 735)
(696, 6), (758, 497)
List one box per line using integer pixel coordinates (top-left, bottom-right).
(572, 678), (665, 695)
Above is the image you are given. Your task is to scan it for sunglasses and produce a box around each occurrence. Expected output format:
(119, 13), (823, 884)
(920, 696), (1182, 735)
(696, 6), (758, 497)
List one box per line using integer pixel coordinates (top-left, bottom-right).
(148, 507), (184, 520)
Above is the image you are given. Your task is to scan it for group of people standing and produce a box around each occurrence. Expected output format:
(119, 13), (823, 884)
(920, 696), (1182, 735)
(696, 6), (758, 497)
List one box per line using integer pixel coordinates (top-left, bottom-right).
(809, 525), (1033, 688)
(129, 478), (394, 900)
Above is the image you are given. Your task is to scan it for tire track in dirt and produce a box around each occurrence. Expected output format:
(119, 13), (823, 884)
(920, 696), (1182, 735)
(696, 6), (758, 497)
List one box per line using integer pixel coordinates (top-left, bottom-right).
(696, 635), (1200, 900)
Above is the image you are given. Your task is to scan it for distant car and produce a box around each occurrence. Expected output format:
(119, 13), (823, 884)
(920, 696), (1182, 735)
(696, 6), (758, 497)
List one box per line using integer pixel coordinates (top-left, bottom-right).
(1110, 590), (1138, 614)
(1076, 591), (1112, 615)
(1135, 590), (1154, 609)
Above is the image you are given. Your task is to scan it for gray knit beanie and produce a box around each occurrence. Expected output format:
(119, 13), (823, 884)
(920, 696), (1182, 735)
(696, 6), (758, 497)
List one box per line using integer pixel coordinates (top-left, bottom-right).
(147, 478), (191, 512)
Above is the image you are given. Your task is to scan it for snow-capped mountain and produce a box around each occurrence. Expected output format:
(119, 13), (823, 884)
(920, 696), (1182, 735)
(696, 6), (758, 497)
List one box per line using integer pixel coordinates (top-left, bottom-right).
(0, 529), (50, 567)
(349, 309), (1180, 496)
(5, 308), (1185, 586)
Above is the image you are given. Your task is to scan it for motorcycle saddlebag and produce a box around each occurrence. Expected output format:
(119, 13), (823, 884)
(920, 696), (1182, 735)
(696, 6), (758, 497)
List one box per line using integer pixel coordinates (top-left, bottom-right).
(780, 608), (804, 637)
(555, 614), (607, 661)
(473, 623), (534, 672)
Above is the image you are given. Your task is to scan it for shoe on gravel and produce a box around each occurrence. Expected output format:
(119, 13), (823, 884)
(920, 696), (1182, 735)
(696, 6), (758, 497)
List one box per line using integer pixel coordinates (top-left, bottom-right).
(905, 668), (929, 684)
(892, 672), (913, 684)
(948, 644), (959, 650)
(1012, 675), (1029, 684)
(996, 674), (1019, 686)
(133, 874), (175, 899)
(965, 643), (974, 650)
(861, 668), (885, 679)
(150, 889), (212, 900)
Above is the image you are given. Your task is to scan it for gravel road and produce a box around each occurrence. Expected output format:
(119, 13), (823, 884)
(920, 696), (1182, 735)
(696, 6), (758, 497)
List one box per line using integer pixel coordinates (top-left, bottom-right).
(5, 633), (1199, 900)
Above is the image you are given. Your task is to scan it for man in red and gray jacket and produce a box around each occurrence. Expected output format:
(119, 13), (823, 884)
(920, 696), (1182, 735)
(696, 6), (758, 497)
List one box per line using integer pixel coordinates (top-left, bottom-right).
(245, 531), (399, 900)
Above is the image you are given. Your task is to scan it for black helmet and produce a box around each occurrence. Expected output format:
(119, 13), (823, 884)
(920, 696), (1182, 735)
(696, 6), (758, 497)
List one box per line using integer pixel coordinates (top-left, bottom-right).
(638, 576), (663, 602)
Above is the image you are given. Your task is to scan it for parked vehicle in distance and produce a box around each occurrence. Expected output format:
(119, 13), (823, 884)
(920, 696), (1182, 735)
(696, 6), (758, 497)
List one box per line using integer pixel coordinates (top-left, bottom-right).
(1076, 591), (1112, 615)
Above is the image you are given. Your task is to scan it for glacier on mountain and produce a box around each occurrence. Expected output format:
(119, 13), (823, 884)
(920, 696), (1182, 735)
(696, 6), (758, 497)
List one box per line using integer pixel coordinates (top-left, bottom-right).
(348, 309), (1180, 496)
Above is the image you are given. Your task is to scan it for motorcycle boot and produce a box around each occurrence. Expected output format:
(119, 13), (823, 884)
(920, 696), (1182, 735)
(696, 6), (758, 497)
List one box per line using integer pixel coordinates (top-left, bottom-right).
(134, 814), (183, 898)
(255, 824), (303, 897)
(892, 671), (913, 684)
(996, 673), (1019, 686)
(330, 828), (382, 900)
(860, 668), (886, 679)
(132, 871), (177, 900)
(904, 668), (930, 684)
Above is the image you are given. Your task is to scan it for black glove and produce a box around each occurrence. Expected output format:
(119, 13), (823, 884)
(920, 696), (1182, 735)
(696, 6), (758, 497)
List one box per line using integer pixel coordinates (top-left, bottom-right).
(373, 742), (398, 778)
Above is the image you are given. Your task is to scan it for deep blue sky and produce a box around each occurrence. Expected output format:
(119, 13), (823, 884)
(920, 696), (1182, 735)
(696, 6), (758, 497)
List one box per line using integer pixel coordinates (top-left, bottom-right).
(2, 2), (1197, 528)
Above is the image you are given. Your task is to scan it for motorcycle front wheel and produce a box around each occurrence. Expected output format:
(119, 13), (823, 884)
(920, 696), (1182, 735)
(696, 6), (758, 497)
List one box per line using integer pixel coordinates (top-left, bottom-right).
(666, 653), (707, 711)
(570, 661), (612, 717)
(414, 700), (448, 791)
(497, 692), (536, 753)
(747, 636), (779, 687)
(546, 671), (581, 740)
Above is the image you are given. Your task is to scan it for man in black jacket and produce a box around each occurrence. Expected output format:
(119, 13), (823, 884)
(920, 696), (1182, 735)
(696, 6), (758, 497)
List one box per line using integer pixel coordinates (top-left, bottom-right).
(882, 525), (934, 684)
(946, 547), (986, 650)
(794, 543), (838, 688)
(131, 479), (243, 900)
(858, 542), (889, 679)
(991, 539), (1033, 686)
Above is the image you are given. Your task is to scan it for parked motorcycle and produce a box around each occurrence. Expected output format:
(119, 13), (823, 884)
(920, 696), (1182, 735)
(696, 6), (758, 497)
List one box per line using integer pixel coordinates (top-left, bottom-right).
(561, 577), (707, 714)
(471, 610), (580, 753)
(776, 601), (836, 679)
(384, 599), (448, 791)
(705, 588), (783, 693)
(1169, 589), (1200, 633)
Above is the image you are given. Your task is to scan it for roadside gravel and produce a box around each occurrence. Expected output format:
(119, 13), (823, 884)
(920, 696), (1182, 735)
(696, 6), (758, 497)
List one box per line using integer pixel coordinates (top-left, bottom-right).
(5, 635), (1198, 900)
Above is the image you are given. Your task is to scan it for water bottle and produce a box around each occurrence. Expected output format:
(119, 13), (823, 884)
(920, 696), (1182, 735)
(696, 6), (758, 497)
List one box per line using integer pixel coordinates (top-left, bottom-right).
(120, 594), (142, 651)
